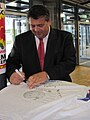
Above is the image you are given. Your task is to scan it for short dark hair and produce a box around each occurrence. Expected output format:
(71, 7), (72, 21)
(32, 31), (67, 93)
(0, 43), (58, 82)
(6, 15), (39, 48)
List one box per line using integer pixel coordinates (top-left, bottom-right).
(27, 5), (50, 21)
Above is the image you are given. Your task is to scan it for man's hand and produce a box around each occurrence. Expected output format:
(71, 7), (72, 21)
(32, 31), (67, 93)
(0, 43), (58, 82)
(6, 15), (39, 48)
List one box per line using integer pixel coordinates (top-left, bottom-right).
(10, 71), (25, 85)
(27, 71), (49, 89)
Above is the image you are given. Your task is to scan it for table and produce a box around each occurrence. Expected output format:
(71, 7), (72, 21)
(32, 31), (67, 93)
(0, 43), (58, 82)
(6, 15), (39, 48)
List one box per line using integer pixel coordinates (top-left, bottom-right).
(0, 80), (90, 120)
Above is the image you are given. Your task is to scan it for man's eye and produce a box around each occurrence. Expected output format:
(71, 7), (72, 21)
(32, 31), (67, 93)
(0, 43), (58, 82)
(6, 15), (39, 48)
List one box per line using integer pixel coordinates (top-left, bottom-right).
(31, 25), (35, 28)
(37, 24), (44, 27)
(30, 24), (44, 28)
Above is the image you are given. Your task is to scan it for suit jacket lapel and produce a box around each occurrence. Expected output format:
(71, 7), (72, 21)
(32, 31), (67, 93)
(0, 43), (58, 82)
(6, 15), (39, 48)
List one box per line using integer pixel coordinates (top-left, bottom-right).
(44, 28), (57, 69)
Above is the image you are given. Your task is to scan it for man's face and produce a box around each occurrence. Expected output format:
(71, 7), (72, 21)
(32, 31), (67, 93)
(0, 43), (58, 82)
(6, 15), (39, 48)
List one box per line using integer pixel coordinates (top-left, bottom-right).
(29, 17), (51, 39)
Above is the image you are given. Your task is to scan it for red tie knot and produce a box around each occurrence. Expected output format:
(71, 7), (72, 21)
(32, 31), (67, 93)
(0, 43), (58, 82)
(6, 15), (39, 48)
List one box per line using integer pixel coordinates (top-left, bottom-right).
(39, 38), (43, 41)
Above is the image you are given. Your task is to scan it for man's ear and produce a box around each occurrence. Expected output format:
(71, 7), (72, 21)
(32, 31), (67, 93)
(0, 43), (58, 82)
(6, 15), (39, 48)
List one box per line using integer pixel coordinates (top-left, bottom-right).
(48, 19), (51, 26)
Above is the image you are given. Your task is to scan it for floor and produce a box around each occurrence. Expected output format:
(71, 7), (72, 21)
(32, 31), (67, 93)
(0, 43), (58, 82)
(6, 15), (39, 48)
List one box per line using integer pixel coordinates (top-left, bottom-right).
(70, 65), (90, 86)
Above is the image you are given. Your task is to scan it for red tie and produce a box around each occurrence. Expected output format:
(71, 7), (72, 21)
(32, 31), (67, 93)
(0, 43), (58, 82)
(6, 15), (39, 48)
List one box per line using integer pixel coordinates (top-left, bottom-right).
(38, 39), (44, 70)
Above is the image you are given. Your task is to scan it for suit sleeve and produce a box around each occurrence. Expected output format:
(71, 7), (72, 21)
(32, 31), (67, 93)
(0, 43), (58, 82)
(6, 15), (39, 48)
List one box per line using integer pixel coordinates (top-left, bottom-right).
(6, 36), (22, 80)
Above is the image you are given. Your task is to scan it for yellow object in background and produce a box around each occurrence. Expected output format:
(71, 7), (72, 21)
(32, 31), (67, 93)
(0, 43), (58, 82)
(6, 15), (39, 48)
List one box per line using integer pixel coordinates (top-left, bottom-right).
(0, 3), (6, 74)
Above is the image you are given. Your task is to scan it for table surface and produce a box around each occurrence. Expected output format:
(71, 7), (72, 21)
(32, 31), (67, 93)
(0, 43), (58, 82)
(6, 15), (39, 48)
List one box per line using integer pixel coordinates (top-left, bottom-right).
(0, 80), (90, 120)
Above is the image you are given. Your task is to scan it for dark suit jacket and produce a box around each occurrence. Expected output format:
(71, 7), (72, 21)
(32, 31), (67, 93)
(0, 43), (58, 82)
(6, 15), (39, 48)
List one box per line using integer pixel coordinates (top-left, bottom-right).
(6, 28), (76, 82)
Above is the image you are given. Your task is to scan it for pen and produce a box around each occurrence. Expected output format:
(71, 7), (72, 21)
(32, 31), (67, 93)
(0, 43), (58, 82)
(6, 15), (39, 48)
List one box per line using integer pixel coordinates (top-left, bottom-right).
(15, 69), (24, 79)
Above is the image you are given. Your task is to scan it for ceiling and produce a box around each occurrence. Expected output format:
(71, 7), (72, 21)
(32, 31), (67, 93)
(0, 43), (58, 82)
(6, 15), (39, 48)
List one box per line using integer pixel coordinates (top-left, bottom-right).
(4, 0), (90, 12)
(63, 0), (90, 10)
(5, 0), (29, 12)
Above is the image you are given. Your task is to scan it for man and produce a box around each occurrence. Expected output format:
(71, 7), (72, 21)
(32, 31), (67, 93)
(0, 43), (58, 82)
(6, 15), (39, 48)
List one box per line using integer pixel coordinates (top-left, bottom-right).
(6, 5), (76, 89)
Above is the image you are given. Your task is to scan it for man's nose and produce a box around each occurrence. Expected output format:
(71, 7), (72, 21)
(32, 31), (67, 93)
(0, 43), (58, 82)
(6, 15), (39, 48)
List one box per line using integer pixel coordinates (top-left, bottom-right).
(34, 26), (39, 31)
